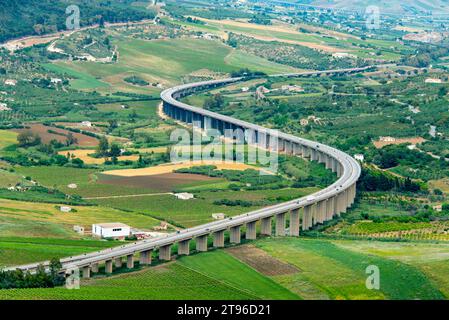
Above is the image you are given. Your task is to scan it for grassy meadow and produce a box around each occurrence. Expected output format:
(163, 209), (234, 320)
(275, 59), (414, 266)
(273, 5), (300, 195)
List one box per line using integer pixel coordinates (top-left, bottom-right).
(0, 238), (447, 300)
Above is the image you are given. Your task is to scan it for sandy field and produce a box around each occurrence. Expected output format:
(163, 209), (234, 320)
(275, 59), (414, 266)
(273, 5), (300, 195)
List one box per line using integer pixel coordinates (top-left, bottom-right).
(102, 160), (265, 177)
(59, 149), (139, 164)
(373, 137), (426, 149)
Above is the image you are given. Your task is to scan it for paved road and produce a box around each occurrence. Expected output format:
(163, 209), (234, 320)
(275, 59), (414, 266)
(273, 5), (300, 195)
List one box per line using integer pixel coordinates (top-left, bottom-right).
(6, 66), (367, 273)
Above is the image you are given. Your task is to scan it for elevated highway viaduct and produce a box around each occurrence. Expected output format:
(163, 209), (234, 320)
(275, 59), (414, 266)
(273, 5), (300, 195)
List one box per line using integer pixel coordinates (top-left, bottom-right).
(7, 67), (368, 277)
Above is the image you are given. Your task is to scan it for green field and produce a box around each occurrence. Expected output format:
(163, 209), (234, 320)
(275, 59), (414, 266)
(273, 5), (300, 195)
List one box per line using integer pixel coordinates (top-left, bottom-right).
(46, 37), (299, 93)
(14, 167), (160, 197)
(0, 238), (446, 300)
(0, 237), (117, 267)
(255, 238), (445, 300)
(93, 187), (318, 227)
(0, 198), (162, 240)
(0, 130), (17, 150)
(0, 249), (297, 300)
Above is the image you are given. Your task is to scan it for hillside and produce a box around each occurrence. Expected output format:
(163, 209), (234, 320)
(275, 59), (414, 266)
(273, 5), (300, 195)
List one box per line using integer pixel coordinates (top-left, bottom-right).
(297, 0), (449, 15)
(0, 0), (156, 43)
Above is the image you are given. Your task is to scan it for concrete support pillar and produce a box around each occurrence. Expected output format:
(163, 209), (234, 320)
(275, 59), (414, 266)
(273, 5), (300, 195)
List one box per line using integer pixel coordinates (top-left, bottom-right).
(261, 217), (272, 235)
(334, 193), (341, 216)
(337, 163), (344, 177)
(127, 254), (134, 269)
(311, 203), (317, 226)
(105, 260), (113, 274)
(213, 230), (225, 248)
(341, 190), (348, 214)
(178, 239), (190, 255)
(303, 205), (312, 230)
(325, 156), (333, 170)
(82, 266), (90, 279)
(91, 263), (99, 273)
(278, 139), (285, 152)
(290, 208), (300, 237)
(140, 250), (152, 265)
(315, 201), (323, 224)
(159, 245), (171, 261)
(230, 226), (241, 244)
(246, 221), (257, 240)
(293, 144), (301, 156)
(300, 145), (307, 158)
(196, 235), (208, 252)
(311, 149), (317, 161)
(285, 141), (293, 155)
(332, 158), (338, 173)
(318, 151), (324, 164)
(275, 212), (286, 236)
(114, 257), (122, 268)
(326, 197), (334, 221)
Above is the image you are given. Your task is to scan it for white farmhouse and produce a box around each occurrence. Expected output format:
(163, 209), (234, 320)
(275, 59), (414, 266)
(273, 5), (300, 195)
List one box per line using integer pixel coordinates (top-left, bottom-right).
(174, 193), (194, 200)
(92, 223), (131, 239)
(4, 79), (17, 86)
(0, 103), (10, 111)
(81, 121), (92, 127)
(60, 206), (72, 213)
(354, 154), (364, 162)
(51, 78), (63, 85)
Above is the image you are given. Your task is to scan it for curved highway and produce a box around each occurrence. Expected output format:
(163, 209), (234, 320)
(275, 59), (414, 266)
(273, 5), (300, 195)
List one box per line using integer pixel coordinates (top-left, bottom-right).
(6, 67), (367, 275)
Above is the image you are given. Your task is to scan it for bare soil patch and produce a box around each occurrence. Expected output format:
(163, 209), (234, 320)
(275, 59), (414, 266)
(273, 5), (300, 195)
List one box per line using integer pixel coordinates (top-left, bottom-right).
(13, 124), (98, 147)
(97, 172), (219, 192)
(227, 245), (299, 276)
(373, 137), (425, 149)
(102, 160), (264, 177)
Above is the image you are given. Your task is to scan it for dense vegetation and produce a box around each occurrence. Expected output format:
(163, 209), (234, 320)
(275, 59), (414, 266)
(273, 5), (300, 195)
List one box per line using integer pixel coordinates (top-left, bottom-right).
(0, 0), (156, 42)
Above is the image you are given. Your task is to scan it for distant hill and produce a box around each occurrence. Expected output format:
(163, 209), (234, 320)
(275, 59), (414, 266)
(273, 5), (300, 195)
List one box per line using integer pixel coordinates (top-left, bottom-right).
(306, 0), (449, 15)
(0, 0), (156, 43)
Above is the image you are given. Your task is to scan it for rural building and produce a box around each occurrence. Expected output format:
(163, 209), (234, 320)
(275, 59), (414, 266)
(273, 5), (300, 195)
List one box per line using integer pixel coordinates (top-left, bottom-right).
(81, 121), (92, 127)
(212, 213), (226, 220)
(379, 136), (396, 142)
(92, 223), (131, 240)
(174, 193), (194, 200)
(433, 205), (442, 212)
(332, 52), (357, 59)
(4, 79), (17, 86)
(354, 154), (365, 162)
(60, 206), (72, 213)
(241, 87), (249, 92)
(73, 225), (85, 235)
(0, 103), (10, 111)
(51, 78), (63, 84)
(153, 221), (168, 231)
(300, 119), (309, 126)
(425, 78), (443, 84)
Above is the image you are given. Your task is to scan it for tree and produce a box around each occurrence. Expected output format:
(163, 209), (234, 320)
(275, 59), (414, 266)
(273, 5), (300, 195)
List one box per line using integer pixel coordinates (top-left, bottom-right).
(17, 131), (41, 147)
(96, 136), (109, 157)
(65, 132), (78, 146)
(109, 143), (121, 158)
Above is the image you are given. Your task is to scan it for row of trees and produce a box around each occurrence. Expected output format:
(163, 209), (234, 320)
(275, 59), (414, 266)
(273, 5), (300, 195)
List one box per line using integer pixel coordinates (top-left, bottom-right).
(358, 167), (423, 193)
(0, 258), (64, 289)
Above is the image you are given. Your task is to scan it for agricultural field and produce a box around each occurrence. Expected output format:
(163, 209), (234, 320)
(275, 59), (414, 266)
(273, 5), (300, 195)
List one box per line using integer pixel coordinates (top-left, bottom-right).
(92, 187), (318, 227)
(255, 238), (446, 300)
(47, 36), (297, 94)
(0, 237), (117, 267)
(0, 198), (162, 239)
(12, 124), (99, 147)
(0, 130), (17, 150)
(1, 238), (447, 300)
